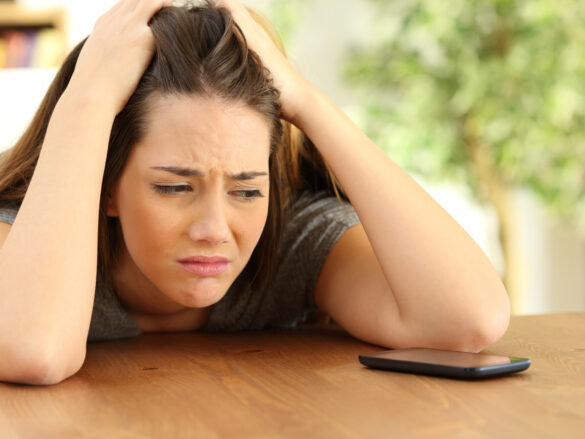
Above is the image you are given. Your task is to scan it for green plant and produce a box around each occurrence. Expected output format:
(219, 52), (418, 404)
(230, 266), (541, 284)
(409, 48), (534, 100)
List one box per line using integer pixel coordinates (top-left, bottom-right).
(343, 0), (585, 303)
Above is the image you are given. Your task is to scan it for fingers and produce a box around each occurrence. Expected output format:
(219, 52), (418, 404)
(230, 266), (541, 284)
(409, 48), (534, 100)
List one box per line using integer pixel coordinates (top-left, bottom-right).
(74, 0), (174, 115)
(215, 0), (261, 39)
(98, 0), (171, 26)
(107, 0), (172, 24)
(133, 0), (174, 23)
(106, 0), (141, 17)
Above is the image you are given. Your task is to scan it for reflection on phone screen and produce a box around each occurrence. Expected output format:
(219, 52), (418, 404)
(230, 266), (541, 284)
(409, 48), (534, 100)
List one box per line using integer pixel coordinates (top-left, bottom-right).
(371, 349), (512, 368)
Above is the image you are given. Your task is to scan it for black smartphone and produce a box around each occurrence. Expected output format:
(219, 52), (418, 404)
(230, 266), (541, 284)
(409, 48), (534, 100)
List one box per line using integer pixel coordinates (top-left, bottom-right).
(359, 348), (530, 380)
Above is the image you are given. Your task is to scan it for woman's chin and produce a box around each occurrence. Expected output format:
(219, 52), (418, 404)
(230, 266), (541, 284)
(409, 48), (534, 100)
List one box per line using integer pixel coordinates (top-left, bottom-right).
(175, 279), (229, 308)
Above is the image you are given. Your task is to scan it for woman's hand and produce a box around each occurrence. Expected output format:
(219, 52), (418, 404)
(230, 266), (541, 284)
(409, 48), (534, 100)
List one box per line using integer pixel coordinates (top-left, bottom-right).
(214, 0), (314, 124)
(67, 0), (172, 114)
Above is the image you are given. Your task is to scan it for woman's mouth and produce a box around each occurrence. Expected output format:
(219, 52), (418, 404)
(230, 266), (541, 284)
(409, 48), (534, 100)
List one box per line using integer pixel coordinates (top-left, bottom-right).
(178, 256), (230, 277)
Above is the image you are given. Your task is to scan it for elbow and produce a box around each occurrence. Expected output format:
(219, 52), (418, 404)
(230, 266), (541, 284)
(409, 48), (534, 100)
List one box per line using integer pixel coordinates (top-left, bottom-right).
(26, 345), (86, 386)
(22, 356), (83, 386)
(475, 281), (511, 351)
(452, 284), (511, 353)
(2, 342), (85, 386)
(455, 314), (510, 353)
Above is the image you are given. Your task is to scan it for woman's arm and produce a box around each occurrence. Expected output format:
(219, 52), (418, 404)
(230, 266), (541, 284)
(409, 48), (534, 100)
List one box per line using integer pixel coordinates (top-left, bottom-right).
(303, 91), (510, 352)
(0, 0), (170, 385)
(220, 0), (510, 352)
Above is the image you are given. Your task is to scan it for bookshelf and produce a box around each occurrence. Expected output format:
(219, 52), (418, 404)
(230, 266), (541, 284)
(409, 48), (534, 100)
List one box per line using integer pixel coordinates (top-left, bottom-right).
(0, 3), (66, 68)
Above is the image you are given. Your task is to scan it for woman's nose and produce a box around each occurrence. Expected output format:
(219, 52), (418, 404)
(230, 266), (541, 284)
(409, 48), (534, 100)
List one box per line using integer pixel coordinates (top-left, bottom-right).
(186, 192), (231, 245)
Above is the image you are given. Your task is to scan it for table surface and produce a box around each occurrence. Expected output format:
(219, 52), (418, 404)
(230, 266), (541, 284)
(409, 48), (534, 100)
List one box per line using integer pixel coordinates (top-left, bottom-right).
(1, 313), (584, 438)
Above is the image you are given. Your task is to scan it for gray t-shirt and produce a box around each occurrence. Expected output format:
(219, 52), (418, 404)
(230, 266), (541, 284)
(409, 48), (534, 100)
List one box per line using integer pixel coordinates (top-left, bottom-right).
(0, 191), (360, 341)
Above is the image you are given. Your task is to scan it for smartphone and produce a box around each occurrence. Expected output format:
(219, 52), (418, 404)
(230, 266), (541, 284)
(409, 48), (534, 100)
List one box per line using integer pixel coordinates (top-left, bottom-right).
(359, 348), (530, 380)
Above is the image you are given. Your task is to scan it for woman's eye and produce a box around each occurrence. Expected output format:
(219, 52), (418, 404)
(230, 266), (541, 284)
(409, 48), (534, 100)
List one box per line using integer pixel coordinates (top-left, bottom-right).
(153, 184), (192, 195)
(230, 190), (264, 200)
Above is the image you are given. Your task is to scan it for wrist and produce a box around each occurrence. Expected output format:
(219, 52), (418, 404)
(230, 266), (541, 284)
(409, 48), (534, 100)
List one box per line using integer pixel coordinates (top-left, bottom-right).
(284, 74), (319, 127)
(46, 87), (117, 154)
(287, 82), (332, 132)
(60, 79), (119, 118)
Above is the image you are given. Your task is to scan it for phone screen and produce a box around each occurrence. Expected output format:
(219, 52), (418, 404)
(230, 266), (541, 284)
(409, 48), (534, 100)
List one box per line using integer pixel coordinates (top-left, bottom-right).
(359, 348), (530, 379)
(372, 349), (514, 367)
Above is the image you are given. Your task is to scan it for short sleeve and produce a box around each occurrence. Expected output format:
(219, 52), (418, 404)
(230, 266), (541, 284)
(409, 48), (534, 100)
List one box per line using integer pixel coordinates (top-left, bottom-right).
(204, 191), (360, 332)
(88, 279), (142, 341)
(278, 191), (361, 310)
(0, 206), (18, 225)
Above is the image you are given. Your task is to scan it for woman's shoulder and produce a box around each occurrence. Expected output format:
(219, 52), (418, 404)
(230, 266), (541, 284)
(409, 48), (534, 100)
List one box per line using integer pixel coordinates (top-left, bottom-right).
(285, 190), (359, 233)
(277, 189), (360, 292)
(89, 278), (142, 341)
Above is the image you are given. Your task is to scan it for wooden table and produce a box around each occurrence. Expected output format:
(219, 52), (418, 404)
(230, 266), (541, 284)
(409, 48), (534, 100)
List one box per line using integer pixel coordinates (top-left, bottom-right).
(1, 313), (584, 438)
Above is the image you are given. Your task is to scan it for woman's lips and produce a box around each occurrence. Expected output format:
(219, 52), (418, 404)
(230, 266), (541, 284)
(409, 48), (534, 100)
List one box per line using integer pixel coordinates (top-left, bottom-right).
(178, 256), (230, 277)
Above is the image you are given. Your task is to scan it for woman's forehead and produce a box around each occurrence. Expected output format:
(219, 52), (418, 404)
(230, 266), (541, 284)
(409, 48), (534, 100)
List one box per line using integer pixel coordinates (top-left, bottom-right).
(145, 93), (270, 137)
(135, 94), (271, 169)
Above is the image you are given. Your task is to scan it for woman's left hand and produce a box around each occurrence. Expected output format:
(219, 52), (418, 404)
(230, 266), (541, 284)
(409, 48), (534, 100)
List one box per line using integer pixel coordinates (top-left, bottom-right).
(214, 0), (312, 124)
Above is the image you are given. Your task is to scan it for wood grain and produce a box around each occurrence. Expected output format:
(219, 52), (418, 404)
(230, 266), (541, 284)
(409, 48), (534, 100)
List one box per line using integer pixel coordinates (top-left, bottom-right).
(1, 314), (585, 438)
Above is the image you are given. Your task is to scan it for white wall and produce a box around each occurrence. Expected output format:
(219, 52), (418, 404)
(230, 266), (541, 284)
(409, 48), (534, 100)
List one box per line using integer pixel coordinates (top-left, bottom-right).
(511, 189), (585, 313)
(0, 68), (57, 152)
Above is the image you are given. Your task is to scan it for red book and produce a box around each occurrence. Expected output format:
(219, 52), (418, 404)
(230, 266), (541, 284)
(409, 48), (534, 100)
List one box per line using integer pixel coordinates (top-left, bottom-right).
(4, 30), (37, 68)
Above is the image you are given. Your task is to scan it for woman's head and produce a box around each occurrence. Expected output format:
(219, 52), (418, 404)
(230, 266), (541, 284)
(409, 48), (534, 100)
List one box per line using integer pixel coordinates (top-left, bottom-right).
(99, 3), (285, 306)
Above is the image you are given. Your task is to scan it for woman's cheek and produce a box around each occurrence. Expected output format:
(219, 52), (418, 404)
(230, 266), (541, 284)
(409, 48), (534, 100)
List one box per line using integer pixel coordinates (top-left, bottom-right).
(246, 200), (270, 250)
(127, 199), (181, 256)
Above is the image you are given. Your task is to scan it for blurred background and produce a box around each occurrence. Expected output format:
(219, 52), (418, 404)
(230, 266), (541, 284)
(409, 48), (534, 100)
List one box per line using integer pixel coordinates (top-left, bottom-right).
(1, 0), (584, 315)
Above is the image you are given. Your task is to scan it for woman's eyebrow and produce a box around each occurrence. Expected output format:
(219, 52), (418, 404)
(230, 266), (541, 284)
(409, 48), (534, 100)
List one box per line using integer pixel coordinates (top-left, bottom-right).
(151, 166), (203, 177)
(228, 171), (268, 180)
(151, 166), (267, 180)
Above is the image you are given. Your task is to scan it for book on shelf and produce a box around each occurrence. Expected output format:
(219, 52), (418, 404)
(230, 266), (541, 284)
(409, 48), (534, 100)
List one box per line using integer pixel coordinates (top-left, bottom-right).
(0, 28), (62, 68)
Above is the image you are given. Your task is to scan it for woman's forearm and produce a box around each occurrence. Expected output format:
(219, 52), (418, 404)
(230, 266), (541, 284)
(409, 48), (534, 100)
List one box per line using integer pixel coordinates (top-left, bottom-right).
(0, 0), (167, 384)
(293, 83), (510, 341)
(0, 90), (115, 383)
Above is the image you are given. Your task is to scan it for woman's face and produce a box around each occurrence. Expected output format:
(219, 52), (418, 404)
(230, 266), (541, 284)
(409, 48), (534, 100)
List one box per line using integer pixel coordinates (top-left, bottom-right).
(107, 94), (271, 314)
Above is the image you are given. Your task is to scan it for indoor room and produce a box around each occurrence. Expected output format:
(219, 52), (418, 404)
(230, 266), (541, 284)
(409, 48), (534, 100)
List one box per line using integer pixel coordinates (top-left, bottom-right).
(1, 0), (584, 437)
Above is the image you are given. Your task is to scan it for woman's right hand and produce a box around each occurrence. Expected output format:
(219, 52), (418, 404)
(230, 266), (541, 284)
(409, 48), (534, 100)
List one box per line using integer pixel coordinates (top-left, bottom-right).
(66, 0), (172, 114)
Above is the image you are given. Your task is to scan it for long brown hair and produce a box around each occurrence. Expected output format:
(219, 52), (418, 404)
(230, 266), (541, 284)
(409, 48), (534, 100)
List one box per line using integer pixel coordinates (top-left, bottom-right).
(0, 1), (342, 290)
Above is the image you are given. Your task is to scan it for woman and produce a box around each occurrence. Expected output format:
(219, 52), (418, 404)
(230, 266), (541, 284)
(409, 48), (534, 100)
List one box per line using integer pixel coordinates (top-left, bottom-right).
(0, 0), (510, 385)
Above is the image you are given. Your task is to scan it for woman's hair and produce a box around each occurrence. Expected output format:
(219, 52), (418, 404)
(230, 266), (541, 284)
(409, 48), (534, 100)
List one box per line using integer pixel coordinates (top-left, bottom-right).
(0, 1), (343, 290)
